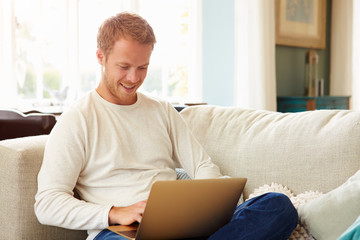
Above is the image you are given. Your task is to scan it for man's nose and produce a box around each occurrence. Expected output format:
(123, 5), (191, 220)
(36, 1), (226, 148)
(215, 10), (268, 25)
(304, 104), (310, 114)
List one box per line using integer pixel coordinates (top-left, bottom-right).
(126, 69), (139, 83)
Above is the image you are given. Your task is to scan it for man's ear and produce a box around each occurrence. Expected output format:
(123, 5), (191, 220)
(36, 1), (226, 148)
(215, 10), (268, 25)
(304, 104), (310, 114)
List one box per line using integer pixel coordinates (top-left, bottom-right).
(96, 49), (105, 65)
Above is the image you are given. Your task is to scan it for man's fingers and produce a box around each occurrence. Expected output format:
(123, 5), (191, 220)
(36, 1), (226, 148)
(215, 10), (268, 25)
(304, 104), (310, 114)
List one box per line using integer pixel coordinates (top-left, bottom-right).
(135, 213), (143, 223)
(138, 200), (147, 207)
(135, 200), (147, 213)
(108, 200), (148, 225)
(131, 200), (146, 223)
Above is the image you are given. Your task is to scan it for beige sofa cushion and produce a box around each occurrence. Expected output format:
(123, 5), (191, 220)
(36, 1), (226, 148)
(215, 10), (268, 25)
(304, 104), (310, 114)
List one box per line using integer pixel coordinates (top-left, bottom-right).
(180, 106), (360, 199)
(0, 135), (87, 240)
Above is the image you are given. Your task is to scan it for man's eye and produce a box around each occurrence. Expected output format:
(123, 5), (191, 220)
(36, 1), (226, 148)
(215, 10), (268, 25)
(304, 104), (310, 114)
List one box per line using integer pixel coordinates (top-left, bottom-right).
(120, 66), (129, 70)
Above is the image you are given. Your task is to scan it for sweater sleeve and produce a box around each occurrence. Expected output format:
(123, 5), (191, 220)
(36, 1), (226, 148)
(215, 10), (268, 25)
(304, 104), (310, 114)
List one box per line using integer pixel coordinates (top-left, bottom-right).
(167, 104), (223, 179)
(34, 109), (112, 230)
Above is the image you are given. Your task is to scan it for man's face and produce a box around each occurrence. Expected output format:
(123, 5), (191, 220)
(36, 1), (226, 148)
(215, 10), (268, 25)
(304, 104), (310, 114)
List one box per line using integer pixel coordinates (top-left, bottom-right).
(96, 38), (153, 105)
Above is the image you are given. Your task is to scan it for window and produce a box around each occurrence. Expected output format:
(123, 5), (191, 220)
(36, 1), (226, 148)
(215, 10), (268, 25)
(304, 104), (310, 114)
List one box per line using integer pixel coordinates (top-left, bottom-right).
(14, 0), (67, 105)
(137, 0), (202, 103)
(0, 0), (202, 110)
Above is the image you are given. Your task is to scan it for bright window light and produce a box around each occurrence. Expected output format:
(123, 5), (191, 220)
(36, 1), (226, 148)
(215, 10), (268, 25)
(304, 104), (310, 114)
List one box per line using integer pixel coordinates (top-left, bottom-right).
(6, 0), (201, 111)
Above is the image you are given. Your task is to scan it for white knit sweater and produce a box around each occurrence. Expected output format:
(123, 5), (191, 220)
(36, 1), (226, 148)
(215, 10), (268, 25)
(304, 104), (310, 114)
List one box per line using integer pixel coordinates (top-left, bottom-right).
(34, 91), (223, 239)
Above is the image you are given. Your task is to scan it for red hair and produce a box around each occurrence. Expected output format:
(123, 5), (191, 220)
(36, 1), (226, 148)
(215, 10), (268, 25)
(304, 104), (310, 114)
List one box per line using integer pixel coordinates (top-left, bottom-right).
(97, 12), (156, 57)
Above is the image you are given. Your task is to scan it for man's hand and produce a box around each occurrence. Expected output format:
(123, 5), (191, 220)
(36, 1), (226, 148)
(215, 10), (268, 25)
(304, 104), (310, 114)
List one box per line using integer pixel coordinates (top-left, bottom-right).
(108, 200), (147, 226)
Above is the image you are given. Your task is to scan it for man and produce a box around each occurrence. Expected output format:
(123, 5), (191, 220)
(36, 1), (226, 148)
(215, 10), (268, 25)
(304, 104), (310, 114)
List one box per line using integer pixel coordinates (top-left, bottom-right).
(35, 12), (298, 240)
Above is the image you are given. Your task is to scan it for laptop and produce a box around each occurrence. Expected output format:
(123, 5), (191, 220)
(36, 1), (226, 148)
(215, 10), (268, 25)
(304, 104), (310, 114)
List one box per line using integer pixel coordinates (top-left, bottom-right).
(107, 177), (247, 240)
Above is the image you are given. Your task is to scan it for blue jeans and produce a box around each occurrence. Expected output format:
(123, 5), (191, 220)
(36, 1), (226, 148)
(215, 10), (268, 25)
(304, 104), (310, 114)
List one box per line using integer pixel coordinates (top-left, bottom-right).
(94, 192), (298, 240)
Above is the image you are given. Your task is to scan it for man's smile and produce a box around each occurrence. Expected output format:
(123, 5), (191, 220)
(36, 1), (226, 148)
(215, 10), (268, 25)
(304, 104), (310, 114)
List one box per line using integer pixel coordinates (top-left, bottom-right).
(120, 82), (136, 90)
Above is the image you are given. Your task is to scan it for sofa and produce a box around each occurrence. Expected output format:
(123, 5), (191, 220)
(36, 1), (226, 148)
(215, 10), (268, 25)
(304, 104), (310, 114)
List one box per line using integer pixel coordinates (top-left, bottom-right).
(1, 105), (359, 240)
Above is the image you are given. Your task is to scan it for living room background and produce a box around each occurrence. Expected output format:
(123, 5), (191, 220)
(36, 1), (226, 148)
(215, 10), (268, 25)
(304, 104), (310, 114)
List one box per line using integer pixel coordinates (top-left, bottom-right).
(276, 0), (332, 97)
(0, 0), (203, 110)
(0, 0), (359, 110)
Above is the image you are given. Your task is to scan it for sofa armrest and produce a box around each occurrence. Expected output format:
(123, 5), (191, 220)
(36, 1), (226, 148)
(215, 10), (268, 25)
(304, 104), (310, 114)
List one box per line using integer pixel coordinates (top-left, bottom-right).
(0, 135), (87, 240)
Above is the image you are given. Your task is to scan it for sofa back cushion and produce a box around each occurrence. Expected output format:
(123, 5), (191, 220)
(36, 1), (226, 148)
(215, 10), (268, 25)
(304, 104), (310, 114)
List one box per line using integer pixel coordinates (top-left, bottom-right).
(180, 106), (360, 199)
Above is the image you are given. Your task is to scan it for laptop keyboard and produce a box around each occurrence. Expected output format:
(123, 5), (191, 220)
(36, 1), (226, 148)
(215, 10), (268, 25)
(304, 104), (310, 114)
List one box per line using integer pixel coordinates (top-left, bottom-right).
(117, 230), (137, 239)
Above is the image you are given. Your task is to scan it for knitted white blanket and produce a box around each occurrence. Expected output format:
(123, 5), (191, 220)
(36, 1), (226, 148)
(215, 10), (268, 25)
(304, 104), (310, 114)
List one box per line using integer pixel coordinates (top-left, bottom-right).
(247, 183), (323, 240)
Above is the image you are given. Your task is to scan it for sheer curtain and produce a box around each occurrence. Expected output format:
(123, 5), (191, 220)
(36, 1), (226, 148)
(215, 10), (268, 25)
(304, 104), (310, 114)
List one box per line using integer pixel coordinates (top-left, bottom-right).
(0, 0), (16, 107)
(352, 0), (360, 110)
(330, 0), (360, 110)
(234, 0), (276, 111)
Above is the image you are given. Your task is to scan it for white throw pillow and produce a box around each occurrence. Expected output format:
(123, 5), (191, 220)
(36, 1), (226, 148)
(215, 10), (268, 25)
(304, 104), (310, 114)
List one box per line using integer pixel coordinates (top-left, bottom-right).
(298, 170), (360, 240)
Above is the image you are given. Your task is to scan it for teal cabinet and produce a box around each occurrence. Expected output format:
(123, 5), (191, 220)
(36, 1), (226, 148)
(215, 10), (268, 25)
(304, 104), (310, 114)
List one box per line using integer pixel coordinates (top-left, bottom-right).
(277, 96), (350, 113)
